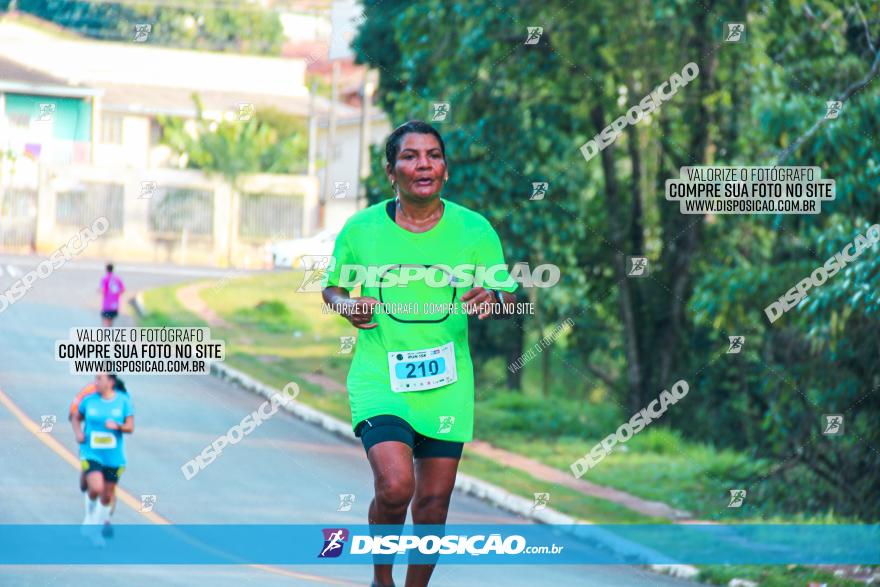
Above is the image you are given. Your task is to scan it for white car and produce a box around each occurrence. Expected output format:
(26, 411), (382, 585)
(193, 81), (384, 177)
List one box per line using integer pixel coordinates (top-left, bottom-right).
(266, 229), (338, 269)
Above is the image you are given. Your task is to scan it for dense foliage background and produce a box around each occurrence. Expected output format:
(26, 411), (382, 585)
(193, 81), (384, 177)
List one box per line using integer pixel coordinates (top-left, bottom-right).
(353, 0), (880, 520)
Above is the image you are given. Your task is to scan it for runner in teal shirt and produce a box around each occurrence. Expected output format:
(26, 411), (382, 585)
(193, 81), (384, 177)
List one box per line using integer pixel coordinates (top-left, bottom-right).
(74, 372), (134, 543)
(78, 387), (133, 467)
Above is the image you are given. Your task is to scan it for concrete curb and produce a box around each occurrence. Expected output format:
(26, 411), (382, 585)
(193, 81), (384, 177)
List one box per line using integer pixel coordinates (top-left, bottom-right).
(209, 361), (692, 571)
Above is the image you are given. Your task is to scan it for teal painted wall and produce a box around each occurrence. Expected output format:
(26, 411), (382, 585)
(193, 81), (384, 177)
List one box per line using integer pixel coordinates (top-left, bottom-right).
(5, 94), (91, 141)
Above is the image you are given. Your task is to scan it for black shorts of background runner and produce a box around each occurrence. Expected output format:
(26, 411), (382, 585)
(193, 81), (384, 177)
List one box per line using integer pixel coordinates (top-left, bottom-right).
(355, 415), (463, 459)
(101, 310), (118, 319)
(81, 459), (124, 483)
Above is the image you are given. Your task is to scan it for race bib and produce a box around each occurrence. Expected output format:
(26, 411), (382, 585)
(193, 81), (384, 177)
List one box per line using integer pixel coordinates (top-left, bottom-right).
(388, 342), (457, 392)
(90, 431), (117, 450)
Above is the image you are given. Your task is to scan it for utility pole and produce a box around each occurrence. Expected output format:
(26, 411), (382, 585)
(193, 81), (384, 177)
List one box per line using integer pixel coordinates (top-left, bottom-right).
(356, 69), (377, 210)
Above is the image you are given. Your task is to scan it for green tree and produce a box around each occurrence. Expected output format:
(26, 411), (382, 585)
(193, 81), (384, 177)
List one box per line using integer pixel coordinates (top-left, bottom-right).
(159, 97), (307, 178)
(352, 0), (880, 518)
(8, 0), (284, 54)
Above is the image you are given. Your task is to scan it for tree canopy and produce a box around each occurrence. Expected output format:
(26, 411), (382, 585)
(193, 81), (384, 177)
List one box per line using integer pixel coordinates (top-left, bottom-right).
(353, 0), (880, 519)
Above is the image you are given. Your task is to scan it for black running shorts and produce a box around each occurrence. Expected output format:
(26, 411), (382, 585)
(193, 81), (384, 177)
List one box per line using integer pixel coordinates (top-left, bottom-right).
(81, 459), (124, 483)
(354, 414), (464, 459)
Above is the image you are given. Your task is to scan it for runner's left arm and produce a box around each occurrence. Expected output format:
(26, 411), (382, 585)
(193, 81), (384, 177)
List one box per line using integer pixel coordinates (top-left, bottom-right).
(118, 415), (134, 433)
(468, 221), (518, 320)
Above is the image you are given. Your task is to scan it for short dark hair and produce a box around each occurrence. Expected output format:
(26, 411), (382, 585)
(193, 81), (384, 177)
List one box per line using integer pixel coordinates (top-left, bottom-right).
(385, 120), (446, 166)
(106, 263), (114, 273)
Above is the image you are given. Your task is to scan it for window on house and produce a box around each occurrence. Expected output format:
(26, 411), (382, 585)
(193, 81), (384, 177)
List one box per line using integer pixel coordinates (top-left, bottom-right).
(149, 118), (163, 146)
(101, 113), (123, 144)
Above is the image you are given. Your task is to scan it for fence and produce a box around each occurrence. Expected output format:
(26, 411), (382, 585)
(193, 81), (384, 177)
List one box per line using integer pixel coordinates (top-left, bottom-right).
(0, 187), (37, 249)
(0, 164), (319, 268)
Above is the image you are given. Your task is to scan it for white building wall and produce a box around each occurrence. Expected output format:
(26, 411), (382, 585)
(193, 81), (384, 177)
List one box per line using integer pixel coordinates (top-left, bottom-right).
(315, 115), (392, 232)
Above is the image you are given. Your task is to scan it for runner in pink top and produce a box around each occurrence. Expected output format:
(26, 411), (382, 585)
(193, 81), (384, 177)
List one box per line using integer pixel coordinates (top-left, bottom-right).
(100, 264), (125, 326)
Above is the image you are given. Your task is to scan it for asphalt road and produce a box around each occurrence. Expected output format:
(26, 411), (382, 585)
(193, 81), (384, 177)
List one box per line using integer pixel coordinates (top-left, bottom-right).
(0, 254), (705, 587)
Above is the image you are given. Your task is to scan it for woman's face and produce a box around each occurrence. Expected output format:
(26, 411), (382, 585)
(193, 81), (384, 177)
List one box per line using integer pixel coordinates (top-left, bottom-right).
(96, 372), (113, 393)
(387, 132), (447, 200)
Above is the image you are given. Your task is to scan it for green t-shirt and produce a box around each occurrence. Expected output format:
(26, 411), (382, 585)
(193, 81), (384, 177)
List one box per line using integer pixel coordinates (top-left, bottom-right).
(323, 198), (517, 443)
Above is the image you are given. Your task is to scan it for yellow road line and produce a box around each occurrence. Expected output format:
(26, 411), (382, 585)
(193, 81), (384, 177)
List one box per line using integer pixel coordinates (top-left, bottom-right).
(0, 387), (360, 586)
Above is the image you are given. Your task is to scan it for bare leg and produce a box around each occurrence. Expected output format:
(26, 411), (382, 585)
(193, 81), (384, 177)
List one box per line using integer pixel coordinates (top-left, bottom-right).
(367, 442), (415, 587)
(85, 470), (104, 503)
(404, 457), (460, 587)
(102, 481), (116, 507)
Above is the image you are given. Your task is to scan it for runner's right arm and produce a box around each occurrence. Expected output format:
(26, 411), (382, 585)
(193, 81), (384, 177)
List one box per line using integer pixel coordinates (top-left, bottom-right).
(71, 410), (85, 444)
(322, 287), (379, 330)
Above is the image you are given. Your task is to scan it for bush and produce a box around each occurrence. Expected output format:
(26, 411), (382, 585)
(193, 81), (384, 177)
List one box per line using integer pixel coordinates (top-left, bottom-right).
(475, 391), (623, 439)
(230, 299), (310, 334)
(626, 427), (685, 455)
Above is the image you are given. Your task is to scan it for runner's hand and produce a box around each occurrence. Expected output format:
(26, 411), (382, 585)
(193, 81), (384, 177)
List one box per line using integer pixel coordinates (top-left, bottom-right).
(343, 297), (379, 330)
(461, 287), (496, 320)
(75, 431), (85, 443)
(104, 420), (119, 430)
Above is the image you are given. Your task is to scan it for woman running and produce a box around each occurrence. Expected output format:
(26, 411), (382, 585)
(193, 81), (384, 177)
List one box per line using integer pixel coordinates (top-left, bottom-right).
(69, 377), (129, 519)
(322, 120), (517, 587)
(100, 263), (125, 327)
(73, 372), (134, 544)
